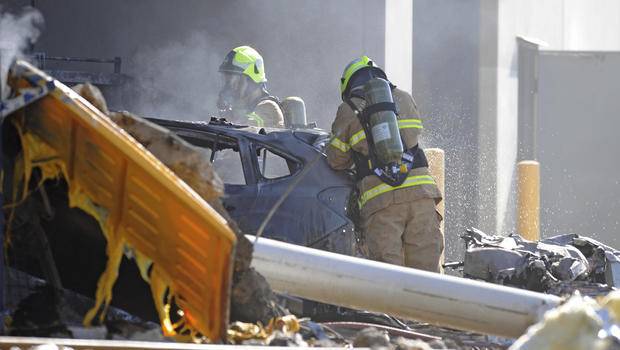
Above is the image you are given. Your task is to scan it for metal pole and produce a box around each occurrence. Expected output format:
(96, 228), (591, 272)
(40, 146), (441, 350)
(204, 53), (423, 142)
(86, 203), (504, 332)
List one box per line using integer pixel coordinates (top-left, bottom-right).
(250, 235), (560, 338)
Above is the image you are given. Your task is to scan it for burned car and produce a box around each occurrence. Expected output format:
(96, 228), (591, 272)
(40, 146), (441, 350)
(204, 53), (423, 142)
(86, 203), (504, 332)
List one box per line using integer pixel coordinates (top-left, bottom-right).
(149, 117), (358, 256)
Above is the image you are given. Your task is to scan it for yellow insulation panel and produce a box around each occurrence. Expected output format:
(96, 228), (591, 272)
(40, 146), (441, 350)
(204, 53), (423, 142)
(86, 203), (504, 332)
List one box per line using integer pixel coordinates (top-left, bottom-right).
(11, 66), (236, 341)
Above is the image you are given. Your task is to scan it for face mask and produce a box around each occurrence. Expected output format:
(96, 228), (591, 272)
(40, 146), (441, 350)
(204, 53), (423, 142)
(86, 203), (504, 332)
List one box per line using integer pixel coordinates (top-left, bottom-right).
(217, 73), (243, 116)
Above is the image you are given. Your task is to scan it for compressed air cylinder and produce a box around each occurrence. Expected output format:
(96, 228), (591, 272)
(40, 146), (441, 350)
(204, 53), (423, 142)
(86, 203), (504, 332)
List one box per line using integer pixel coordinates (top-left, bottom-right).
(517, 160), (540, 241)
(363, 78), (404, 165)
(281, 96), (307, 128)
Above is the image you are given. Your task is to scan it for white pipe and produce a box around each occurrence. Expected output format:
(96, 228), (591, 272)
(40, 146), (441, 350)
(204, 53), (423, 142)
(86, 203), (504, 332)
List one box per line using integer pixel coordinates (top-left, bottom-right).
(249, 235), (561, 338)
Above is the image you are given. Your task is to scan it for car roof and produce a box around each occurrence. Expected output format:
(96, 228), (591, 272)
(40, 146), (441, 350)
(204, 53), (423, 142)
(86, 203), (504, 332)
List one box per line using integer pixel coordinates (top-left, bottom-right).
(147, 117), (329, 142)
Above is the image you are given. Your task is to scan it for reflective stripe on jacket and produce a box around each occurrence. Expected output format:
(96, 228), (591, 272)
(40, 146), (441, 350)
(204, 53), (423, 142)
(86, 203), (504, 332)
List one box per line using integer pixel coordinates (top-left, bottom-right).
(326, 87), (442, 217)
(331, 117), (423, 150)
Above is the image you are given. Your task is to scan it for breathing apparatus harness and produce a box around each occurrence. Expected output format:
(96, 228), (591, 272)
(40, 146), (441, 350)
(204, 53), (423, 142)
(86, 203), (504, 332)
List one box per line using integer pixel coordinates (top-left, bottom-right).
(251, 92), (281, 111)
(345, 87), (428, 187)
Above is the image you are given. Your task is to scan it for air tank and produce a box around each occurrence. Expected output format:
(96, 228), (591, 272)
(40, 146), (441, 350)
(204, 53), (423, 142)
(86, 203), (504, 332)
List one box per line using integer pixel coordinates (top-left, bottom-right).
(281, 96), (307, 128)
(362, 78), (404, 165)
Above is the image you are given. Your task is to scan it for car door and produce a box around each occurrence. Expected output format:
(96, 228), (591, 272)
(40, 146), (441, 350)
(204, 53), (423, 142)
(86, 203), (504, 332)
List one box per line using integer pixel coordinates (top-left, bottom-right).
(155, 125), (260, 218)
(248, 142), (303, 242)
(211, 135), (261, 224)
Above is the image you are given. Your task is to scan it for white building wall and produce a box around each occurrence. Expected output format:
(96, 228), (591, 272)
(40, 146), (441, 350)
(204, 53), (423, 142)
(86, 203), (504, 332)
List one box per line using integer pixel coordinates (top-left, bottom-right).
(490, 0), (620, 233)
(563, 0), (620, 50)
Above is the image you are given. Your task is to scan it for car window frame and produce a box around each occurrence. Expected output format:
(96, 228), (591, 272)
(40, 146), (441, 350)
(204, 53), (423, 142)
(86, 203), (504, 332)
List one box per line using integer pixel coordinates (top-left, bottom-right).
(166, 127), (258, 185)
(249, 142), (302, 182)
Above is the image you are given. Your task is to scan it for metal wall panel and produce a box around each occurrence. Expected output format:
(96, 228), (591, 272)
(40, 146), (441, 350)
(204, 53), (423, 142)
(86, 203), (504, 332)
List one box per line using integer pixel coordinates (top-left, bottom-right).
(537, 51), (620, 246)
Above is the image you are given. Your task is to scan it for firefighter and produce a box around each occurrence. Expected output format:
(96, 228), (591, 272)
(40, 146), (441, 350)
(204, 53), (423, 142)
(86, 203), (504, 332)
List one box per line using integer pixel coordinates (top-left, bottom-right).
(326, 56), (444, 272)
(217, 45), (284, 128)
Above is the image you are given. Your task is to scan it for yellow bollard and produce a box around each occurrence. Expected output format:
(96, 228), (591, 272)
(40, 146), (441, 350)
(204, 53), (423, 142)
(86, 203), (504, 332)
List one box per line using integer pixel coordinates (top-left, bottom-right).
(426, 148), (445, 234)
(517, 160), (540, 241)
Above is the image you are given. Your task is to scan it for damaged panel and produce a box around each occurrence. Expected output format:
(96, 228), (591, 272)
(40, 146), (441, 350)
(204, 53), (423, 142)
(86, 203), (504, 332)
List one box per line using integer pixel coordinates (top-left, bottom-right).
(5, 61), (237, 342)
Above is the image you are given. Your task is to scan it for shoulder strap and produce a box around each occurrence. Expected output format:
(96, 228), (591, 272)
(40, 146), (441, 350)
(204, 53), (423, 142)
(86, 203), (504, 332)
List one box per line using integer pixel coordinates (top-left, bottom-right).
(345, 97), (382, 178)
(253, 93), (281, 110)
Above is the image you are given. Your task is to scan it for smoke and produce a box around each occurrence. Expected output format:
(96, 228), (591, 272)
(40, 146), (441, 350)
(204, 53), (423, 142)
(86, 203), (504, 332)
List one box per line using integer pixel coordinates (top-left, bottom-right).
(126, 32), (221, 120)
(0, 6), (44, 99)
(412, 0), (481, 261)
(120, 0), (380, 125)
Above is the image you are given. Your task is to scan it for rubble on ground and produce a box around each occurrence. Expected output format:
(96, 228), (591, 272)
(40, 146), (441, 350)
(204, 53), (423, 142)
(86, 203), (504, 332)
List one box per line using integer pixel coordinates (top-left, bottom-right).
(4, 266), (506, 349)
(5, 269), (162, 341)
(458, 228), (619, 296)
(310, 309), (509, 349)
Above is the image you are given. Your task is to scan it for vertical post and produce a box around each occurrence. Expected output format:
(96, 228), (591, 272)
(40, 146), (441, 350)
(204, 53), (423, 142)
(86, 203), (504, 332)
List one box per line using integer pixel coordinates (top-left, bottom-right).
(385, 0), (413, 94)
(517, 160), (540, 240)
(477, 0), (499, 234)
(426, 148), (445, 222)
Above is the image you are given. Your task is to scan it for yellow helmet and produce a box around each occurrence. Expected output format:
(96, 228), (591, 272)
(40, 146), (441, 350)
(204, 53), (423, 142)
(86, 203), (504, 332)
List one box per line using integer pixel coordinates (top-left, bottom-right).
(219, 46), (267, 84)
(340, 55), (387, 99)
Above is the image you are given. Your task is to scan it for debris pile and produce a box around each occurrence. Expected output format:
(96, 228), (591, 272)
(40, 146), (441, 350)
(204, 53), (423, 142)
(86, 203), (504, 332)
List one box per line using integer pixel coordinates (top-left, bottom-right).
(460, 228), (619, 296)
(510, 291), (620, 350)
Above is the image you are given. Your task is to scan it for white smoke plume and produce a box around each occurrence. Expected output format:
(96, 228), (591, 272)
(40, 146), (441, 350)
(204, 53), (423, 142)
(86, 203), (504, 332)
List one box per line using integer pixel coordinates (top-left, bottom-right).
(0, 6), (44, 99)
(126, 32), (222, 120)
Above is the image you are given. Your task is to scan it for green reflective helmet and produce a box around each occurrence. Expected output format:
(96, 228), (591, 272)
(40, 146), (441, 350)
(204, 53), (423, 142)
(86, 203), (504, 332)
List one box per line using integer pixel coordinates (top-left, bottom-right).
(219, 46), (267, 84)
(340, 55), (386, 99)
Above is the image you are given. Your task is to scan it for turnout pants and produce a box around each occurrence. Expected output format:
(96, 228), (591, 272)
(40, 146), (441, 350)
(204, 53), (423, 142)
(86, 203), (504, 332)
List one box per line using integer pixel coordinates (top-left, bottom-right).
(361, 198), (444, 273)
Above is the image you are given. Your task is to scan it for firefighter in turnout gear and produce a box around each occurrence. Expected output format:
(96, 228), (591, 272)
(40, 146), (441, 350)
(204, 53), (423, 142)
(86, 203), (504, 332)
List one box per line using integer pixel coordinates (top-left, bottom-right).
(217, 46), (284, 128)
(326, 56), (444, 272)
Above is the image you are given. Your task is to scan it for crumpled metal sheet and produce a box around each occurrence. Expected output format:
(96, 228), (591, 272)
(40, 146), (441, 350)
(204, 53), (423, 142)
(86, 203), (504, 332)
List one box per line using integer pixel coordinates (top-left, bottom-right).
(461, 228), (620, 293)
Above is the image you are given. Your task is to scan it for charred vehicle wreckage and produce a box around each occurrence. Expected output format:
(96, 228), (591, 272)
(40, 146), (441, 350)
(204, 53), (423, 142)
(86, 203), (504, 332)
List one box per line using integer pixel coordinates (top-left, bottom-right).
(148, 117), (358, 256)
